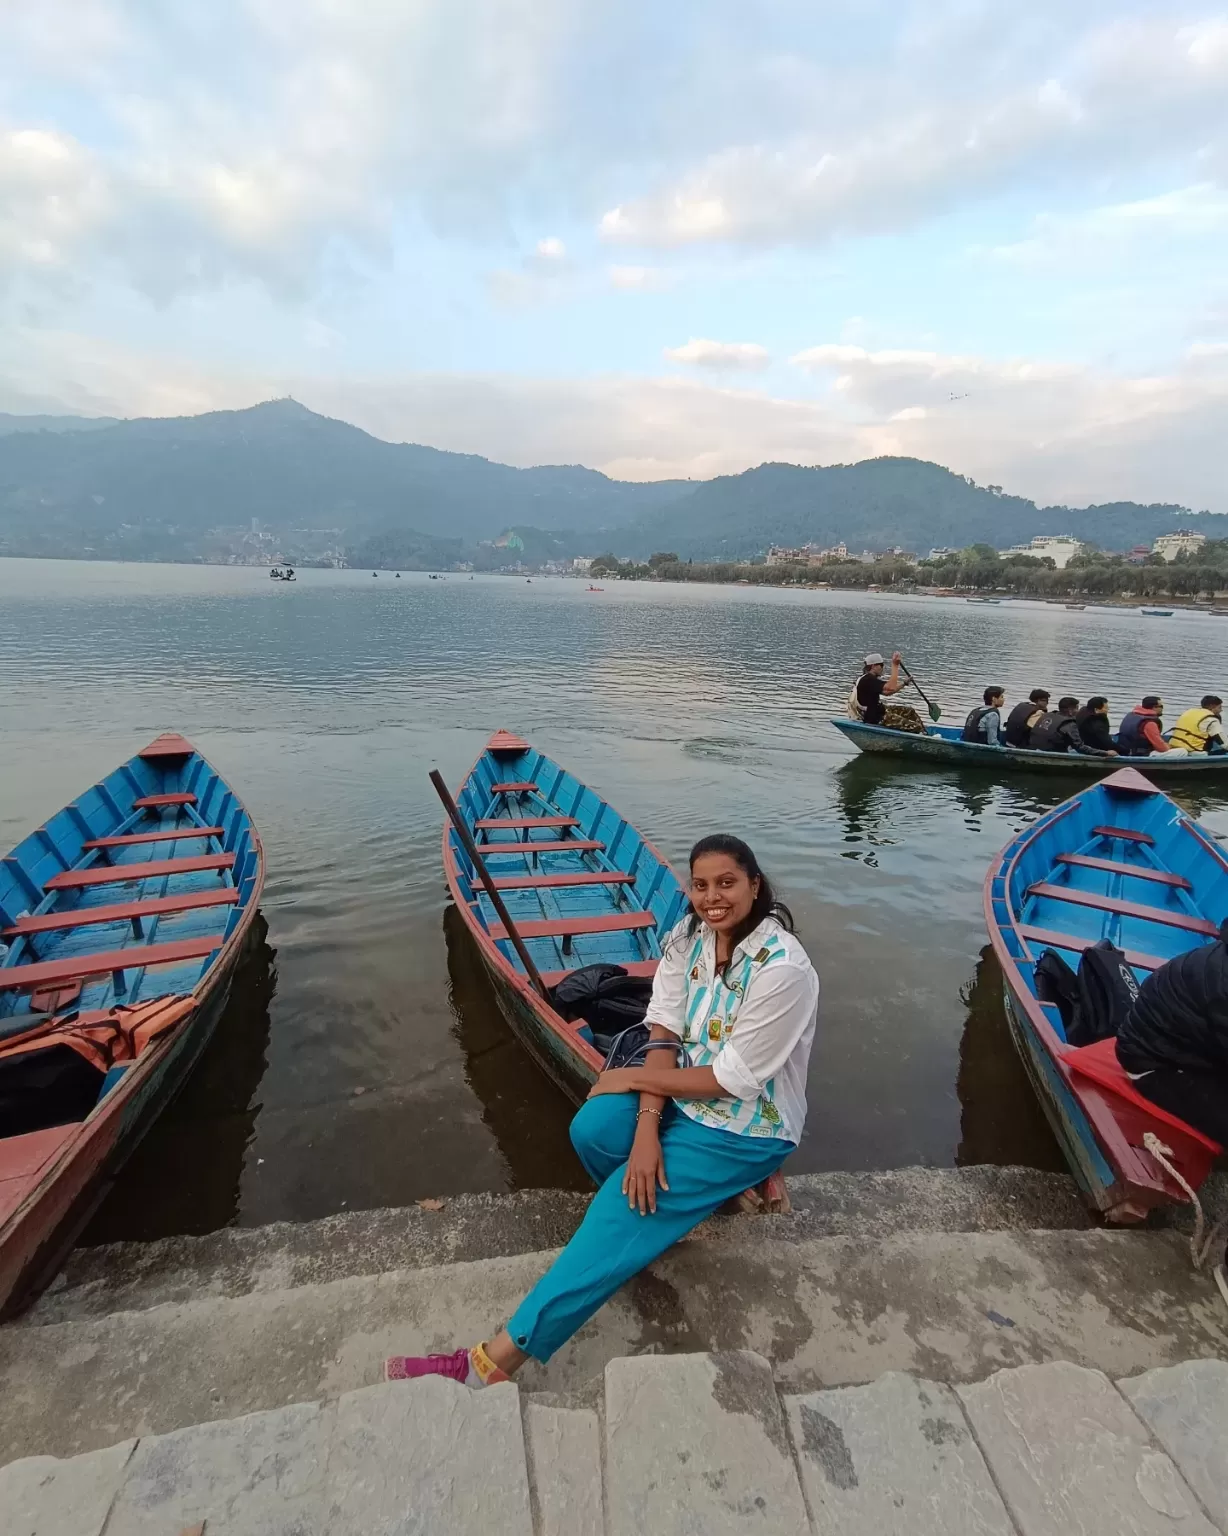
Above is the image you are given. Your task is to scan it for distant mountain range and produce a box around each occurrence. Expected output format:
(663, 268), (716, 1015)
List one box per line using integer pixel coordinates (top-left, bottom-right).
(0, 399), (1221, 566)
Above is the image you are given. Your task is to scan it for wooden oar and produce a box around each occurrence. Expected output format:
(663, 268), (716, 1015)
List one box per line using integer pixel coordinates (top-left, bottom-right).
(429, 769), (551, 1002)
(899, 663), (942, 722)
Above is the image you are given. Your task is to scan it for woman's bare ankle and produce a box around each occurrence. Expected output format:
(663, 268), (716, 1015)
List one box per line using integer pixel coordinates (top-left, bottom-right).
(484, 1329), (529, 1376)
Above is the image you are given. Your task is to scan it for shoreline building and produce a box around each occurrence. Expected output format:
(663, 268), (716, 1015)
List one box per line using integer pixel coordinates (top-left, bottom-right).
(1001, 534), (1085, 570)
(1153, 530), (1207, 562)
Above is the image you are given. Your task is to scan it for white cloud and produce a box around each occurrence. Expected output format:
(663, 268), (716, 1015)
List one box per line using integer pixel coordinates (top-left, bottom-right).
(6, 327), (1226, 513)
(608, 264), (669, 291)
(664, 337), (770, 370)
(535, 236), (566, 261)
(989, 183), (1228, 265)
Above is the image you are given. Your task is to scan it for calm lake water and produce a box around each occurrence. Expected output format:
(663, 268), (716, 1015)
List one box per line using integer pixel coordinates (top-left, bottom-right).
(3, 559), (1228, 1242)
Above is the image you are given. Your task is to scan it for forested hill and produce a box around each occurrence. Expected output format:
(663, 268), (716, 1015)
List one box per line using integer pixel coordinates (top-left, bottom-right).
(608, 459), (1221, 560)
(0, 400), (690, 549)
(0, 400), (1217, 564)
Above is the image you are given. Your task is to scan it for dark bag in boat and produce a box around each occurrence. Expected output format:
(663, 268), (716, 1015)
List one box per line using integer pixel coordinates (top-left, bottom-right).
(1117, 919), (1228, 1076)
(0, 1044), (104, 1139)
(1034, 940), (1140, 1048)
(549, 963), (655, 1055)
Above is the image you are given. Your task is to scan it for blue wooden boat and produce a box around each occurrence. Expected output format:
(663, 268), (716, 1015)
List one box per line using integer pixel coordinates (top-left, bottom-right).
(0, 733), (264, 1314)
(445, 731), (688, 1099)
(831, 718), (1228, 777)
(984, 766), (1224, 1220)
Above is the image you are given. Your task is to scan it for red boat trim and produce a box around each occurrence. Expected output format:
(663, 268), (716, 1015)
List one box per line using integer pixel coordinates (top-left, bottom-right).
(0, 936), (224, 992)
(3, 888), (238, 937)
(132, 793), (197, 809)
(489, 872), (636, 890)
(1091, 824), (1155, 845)
(490, 782), (539, 794)
(84, 826), (224, 850)
(44, 852), (234, 890)
(1053, 853), (1190, 889)
(538, 959), (661, 988)
(484, 839), (605, 854)
(1016, 925), (1165, 972)
(1025, 882), (1217, 936)
(138, 733), (196, 759)
(475, 816), (580, 831)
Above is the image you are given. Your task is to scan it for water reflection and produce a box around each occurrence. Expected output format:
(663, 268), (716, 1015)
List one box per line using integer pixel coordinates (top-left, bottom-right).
(443, 904), (587, 1192)
(955, 944), (1065, 1171)
(82, 915), (277, 1243)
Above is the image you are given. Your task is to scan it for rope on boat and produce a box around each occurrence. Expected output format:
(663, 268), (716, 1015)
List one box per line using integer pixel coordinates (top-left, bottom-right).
(1142, 1131), (1228, 1314)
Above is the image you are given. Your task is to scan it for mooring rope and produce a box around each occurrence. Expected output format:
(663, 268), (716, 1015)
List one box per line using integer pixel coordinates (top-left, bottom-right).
(1143, 1131), (1228, 1314)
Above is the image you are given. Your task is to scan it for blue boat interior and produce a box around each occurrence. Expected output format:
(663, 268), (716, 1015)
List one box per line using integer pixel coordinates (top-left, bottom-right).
(987, 774), (1228, 1047)
(452, 742), (688, 1020)
(0, 738), (260, 1058)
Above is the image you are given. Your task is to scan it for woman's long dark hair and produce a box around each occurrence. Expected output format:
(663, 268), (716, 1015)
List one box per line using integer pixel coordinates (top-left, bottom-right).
(682, 833), (794, 954)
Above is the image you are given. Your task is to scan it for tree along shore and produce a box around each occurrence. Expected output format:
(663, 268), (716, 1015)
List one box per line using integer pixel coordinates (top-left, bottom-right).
(589, 544), (1228, 600)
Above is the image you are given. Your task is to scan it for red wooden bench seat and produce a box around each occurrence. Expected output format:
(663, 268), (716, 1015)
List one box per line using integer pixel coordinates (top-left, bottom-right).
(476, 816), (579, 831)
(132, 793), (197, 809)
(0, 935), (223, 992)
(539, 959), (660, 988)
(488, 911), (656, 942)
(85, 826), (224, 851)
(1092, 824), (1154, 845)
(481, 839), (605, 854)
(45, 853), (234, 891)
(489, 872), (635, 890)
(490, 782), (539, 794)
(1017, 924), (1165, 971)
(3, 889), (238, 938)
(1025, 882), (1217, 936)
(1054, 853), (1190, 889)
(1064, 1037), (1222, 1154)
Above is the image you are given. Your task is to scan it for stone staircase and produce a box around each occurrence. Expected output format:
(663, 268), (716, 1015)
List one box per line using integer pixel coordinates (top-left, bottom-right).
(4, 1351), (1227, 1534)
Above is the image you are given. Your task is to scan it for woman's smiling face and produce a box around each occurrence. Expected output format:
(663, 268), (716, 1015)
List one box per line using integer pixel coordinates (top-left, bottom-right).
(689, 850), (759, 936)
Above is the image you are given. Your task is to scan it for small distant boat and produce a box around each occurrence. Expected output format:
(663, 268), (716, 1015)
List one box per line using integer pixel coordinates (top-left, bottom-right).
(1207, 607), (1228, 617)
(966, 597), (1001, 604)
(1141, 608), (1173, 617)
(586, 586), (604, 593)
(1064, 603), (1086, 611)
(0, 734), (264, 1314)
(444, 731), (686, 1099)
(268, 566), (295, 581)
(985, 767), (1223, 1219)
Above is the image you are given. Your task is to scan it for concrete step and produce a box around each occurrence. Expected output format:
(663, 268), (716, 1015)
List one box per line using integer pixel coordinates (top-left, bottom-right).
(4, 1224), (1227, 1466)
(4, 1354), (1226, 1535)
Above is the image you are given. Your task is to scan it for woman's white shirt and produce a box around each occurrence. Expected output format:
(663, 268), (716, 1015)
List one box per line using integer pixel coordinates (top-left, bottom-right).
(643, 915), (819, 1144)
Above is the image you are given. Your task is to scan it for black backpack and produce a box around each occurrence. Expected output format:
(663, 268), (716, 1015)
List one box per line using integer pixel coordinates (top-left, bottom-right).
(1035, 940), (1141, 1047)
(549, 963), (656, 1055)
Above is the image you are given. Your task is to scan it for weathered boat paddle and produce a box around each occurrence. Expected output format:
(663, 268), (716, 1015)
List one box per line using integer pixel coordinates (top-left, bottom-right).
(900, 662), (942, 722)
(429, 768), (551, 1001)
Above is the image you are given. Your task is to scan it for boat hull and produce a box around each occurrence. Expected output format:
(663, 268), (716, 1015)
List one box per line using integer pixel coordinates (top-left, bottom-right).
(833, 718), (1228, 776)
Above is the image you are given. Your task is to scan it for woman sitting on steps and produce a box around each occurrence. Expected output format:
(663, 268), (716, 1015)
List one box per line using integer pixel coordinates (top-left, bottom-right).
(384, 833), (820, 1388)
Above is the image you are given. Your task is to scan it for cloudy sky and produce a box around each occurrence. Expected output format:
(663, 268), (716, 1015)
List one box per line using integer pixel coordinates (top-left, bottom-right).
(3, 1), (1227, 507)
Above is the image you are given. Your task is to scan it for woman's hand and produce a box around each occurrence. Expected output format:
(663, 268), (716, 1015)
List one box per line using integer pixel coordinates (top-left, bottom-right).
(587, 1068), (643, 1098)
(622, 1123), (669, 1214)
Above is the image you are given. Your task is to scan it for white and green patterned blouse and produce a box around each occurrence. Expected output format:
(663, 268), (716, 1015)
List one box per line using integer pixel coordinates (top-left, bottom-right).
(644, 916), (819, 1144)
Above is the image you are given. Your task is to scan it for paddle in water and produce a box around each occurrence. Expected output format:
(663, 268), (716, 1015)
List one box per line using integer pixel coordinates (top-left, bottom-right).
(899, 662), (942, 722)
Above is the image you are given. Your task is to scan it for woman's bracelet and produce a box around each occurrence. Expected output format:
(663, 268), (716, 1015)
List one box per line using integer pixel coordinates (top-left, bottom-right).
(636, 1107), (662, 1121)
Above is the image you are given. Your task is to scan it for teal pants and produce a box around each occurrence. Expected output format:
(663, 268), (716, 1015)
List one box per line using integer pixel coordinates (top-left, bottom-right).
(506, 1095), (792, 1361)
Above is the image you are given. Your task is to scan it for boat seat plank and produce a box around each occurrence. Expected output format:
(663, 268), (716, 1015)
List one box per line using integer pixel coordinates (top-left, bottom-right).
(539, 959), (661, 988)
(85, 826), (225, 851)
(488, 911), (656, 941)
(489, 782), (539, 794)
(1025, 882), (1218, 936)
(0, 936), (223, 991)
(1054, 853), (1191, 889)
(3, 888), (238, 937)
(475, 816), (580, 831)
(1017, 924), (1167, 971)
(1091, 824), (1155, 846)
(482, 839), (605, 854)
(132, 793), (197, 809)
(44, 853), (234, 891)
(489, 872), (635, 890)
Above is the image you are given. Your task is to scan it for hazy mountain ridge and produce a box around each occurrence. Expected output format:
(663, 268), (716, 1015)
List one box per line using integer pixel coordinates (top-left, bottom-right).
(0, 400), (1216, 566)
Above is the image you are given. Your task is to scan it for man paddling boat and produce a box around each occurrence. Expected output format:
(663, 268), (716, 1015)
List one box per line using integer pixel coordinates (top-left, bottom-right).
(847, 652), (903, 726)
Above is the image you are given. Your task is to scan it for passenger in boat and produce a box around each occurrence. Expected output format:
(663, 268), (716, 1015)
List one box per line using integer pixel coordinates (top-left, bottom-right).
(1074, 696), (1114, 753)
(1003, 689), (1049, 748)
(1116, 928), (1228, 1144)
(848, 651), (904, 725)
(1029, 697), (1117, 756)
(1117, 697), (1174, 755)
(1166, 696), (1226, 754)
(961, 687), (1006, 746)
(384, 834), (819, 1390)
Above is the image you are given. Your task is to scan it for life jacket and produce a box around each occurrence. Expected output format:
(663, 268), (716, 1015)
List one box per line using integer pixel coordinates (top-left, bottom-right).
(1004, 701), (1044, 747)
(1029, 710), (1070, 752)
(1168, 707), (1219, 753)
(1117, 710), (1158, 756)
(0, 994), (194, 1072)
(961, 705), (994, 743)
